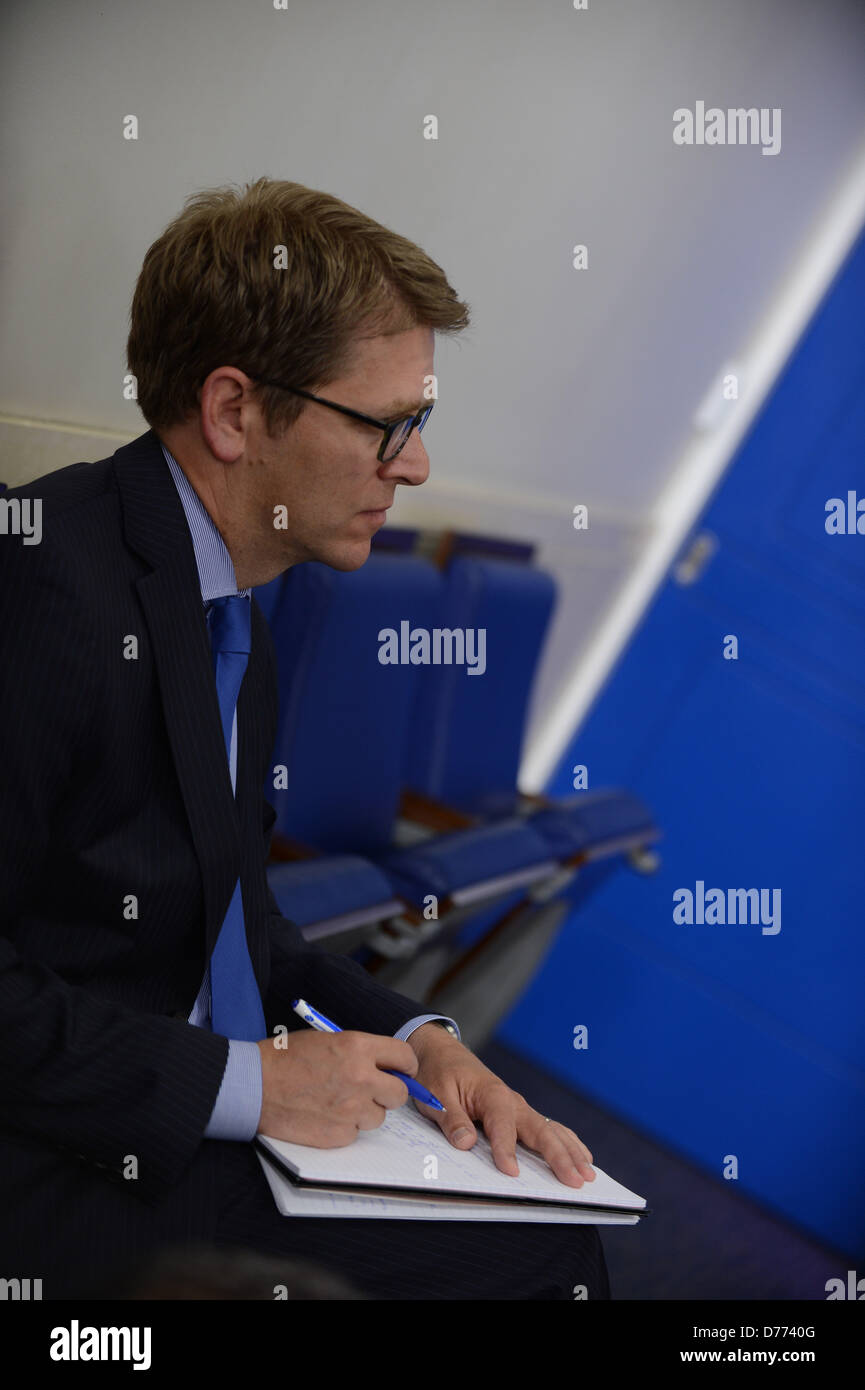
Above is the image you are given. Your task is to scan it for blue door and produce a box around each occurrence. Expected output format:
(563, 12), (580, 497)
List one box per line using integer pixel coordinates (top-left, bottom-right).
(498, 225), (865, 1257)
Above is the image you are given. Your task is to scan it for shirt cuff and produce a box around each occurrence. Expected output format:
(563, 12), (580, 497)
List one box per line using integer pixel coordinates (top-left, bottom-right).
(203, 1039), (263, 1140)
(394, 1013), (461, 1043)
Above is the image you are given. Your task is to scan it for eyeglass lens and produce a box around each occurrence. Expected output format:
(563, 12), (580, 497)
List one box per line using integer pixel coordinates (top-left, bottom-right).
(383, 406), (433, 461)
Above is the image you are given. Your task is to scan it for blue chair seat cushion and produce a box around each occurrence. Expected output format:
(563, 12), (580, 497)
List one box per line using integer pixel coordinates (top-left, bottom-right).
(376, 818), (555, 910)
(267, 856), (398, 929)
(529, 790), (656, 860)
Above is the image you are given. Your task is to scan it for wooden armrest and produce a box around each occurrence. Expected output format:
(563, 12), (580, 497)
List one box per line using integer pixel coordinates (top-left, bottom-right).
(399, 787), (477, 832)
(516, 790), (553, 809)
(268, 831), (321, 862)
(431, 529), (457, 570)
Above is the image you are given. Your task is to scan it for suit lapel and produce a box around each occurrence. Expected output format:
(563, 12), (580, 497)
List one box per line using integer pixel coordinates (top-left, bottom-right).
(113, 430), (244, 961)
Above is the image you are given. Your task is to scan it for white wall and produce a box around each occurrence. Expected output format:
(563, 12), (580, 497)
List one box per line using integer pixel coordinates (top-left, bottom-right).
(3, 0), (865, 780)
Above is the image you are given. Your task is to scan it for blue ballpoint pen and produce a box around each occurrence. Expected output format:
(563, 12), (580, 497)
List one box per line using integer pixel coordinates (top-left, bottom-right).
(290, 998), (446, 1112)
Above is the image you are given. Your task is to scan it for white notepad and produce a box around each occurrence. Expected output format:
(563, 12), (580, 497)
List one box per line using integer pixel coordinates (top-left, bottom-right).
(255, 1102), (647, 1224)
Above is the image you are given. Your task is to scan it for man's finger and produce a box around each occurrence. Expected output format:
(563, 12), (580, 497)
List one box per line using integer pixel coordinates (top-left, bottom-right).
(523, 1117), (595, 1187)
(558, 1125), (595, 1176)
(413, 1093), (476, 1146)
(530, 1119), (595, 1176)
(440, 1106), (477, 1149)
(482, 1107), (520, 1177)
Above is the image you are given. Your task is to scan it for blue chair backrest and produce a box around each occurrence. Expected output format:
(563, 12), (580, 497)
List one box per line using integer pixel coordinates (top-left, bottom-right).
(265, 553), (443, 856)
(404, 556), (557, 815)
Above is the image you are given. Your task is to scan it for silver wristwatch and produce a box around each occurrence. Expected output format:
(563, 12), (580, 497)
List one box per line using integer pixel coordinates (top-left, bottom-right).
(434, 1020), (459, 1038)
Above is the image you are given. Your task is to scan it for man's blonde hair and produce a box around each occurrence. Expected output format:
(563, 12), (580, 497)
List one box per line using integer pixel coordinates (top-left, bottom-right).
(127, 176), (470, 436)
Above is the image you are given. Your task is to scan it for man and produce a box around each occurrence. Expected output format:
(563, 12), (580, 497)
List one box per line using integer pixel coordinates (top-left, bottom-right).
(0, 177), (609, 1299)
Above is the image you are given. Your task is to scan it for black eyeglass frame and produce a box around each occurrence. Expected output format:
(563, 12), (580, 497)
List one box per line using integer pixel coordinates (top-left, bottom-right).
(247, 377), (434, 462)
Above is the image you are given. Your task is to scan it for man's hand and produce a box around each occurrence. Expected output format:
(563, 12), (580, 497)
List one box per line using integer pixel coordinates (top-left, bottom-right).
(256, 1030), (418, 1146)
(407, 1023), (596, 1189)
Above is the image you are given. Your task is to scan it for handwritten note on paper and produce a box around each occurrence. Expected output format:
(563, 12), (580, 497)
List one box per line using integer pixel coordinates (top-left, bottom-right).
(257, 1101), (646, 1213)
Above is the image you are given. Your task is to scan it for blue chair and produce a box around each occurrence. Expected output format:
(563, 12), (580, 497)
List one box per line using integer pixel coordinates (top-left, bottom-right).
(258, 553), (561, 958)
(403, 551), (659, 868)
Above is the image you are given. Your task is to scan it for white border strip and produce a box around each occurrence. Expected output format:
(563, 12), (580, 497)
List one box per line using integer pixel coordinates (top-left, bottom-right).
(522, 134), (865, 792)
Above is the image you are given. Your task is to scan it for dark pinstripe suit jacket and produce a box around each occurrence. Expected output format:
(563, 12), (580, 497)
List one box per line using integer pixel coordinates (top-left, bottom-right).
(0, 427), (426, 1221)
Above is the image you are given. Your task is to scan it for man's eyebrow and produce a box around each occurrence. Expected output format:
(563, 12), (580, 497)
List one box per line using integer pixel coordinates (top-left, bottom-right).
(373, 399), (428, 420)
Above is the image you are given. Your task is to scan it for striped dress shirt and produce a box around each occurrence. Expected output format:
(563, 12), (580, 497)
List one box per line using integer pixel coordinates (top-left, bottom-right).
(161, 443), (459, 1140)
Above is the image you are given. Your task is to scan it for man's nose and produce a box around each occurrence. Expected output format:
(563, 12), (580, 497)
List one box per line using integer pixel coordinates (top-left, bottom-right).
(385, 429), (430, 487)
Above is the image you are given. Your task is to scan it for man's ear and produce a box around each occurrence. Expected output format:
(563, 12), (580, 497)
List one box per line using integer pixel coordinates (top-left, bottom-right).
(199, 368), (258, 462)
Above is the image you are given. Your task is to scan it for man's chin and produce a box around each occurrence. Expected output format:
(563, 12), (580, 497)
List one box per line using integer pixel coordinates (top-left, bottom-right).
(315, 538), (373, 572)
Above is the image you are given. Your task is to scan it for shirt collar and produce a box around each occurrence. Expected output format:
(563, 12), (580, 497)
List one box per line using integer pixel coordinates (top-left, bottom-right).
(160, 442), (251, 603)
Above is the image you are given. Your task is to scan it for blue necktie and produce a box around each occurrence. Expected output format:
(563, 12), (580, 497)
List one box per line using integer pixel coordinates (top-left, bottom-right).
(206, 594), (266, 1042)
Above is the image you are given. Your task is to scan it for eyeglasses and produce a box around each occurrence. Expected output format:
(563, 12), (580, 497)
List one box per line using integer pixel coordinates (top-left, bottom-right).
(247, 377), (435, 462)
